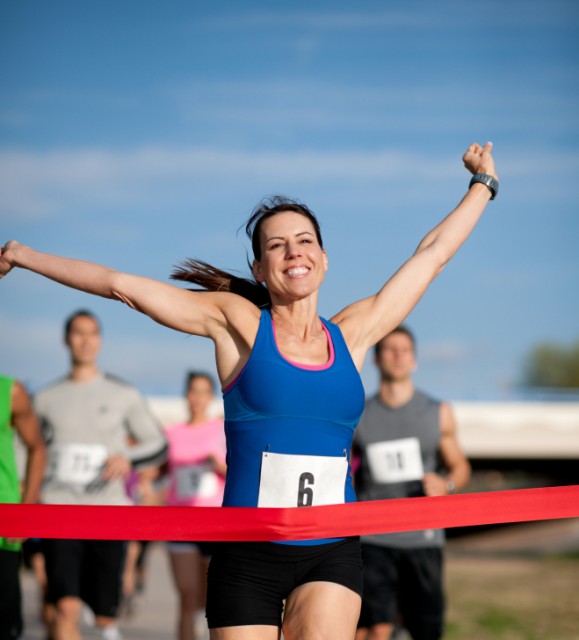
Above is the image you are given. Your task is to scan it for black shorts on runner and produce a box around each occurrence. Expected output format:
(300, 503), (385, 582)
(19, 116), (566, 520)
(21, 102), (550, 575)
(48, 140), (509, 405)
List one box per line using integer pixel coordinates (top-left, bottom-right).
(42, 539), (127, 618)
(357, 544), (444, 640)
(166, 540), (215, 557)
(206, 537), (363, 628)
(21, 537), (43, 570)
(0, 549), (23, 640)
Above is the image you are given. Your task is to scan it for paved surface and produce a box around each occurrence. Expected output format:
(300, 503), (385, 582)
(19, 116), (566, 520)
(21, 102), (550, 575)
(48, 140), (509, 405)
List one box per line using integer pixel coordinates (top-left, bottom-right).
(21, 542), (186, 640)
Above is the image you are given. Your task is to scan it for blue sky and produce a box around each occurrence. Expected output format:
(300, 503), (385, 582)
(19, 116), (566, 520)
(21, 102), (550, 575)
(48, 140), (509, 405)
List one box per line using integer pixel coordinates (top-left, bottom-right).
(1, 0), (578, 400)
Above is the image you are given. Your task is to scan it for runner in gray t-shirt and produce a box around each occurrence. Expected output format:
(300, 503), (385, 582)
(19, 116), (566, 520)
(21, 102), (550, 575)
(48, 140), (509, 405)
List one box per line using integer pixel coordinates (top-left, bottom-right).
(354, 326), (471, 640)
(34, 309), (167, 640)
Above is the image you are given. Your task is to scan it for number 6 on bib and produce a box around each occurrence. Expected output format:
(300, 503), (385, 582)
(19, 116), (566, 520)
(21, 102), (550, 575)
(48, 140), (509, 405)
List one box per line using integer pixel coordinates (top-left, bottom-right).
(257, 452), (348, 508)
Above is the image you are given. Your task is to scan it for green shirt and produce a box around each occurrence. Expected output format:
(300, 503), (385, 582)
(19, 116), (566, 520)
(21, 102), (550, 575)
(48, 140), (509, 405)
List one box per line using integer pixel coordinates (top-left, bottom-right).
(0, 375), (21, 552)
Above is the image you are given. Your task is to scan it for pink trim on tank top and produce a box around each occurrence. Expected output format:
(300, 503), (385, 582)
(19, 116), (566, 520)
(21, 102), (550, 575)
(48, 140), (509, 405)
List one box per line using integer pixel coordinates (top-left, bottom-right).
(222, 369), (242, 394)
(272, 318), (335, 370)
(222, 316), (336, 394)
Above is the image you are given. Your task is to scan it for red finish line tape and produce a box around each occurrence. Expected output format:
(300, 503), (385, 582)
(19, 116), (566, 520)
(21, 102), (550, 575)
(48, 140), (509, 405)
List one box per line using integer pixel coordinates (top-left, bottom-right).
(1, 485), (578, 542)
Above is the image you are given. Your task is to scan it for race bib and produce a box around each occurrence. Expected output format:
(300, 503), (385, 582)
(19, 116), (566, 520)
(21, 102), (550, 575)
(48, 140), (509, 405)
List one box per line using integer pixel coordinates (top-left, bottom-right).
(258, 452), (348, 508)
(366, 437), (424, 484)
(50, 443), (108, 485)
(175, 463), (218, 500)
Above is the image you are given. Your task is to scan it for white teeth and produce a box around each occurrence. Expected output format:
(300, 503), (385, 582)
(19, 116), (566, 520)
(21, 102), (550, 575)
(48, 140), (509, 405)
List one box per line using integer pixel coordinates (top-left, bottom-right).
(287, 267), (308, 276)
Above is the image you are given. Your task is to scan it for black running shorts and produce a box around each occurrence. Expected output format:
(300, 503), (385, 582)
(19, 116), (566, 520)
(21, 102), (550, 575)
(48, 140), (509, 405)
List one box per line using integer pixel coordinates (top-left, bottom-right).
(0, 549), (23, 640)
(357, 544), (445, 640)
(43, 539), (127, 618)
(206, 537), (363, 628)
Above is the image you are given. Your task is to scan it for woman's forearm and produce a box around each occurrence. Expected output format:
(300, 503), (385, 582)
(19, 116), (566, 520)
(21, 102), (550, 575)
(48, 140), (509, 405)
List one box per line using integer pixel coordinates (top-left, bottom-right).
(7, 242), (123, 299)
(416, 181), (493, 266)
(416, 141), (498, 267)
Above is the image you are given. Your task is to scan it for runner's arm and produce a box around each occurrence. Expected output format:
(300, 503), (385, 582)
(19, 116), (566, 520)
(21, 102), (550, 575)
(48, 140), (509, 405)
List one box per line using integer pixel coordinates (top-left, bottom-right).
(121, 388), (168, 469)
(333, 142), (497, 369)
(423, 402), (471, 496)
(11, 382), (46, 504)
(0, 241), (255, 340)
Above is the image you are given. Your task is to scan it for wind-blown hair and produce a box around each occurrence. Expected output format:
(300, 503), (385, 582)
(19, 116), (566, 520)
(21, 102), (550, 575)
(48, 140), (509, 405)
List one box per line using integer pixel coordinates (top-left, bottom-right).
(171, 196), (323, 308)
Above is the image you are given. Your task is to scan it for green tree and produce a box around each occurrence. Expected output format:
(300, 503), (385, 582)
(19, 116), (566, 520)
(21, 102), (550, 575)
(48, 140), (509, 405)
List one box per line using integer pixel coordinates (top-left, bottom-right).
(523, 339), (579, 388)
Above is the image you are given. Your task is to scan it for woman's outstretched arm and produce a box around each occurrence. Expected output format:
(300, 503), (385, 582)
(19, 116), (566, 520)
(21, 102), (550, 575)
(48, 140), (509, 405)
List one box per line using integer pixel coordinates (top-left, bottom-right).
(0, 241), (257, 341)
(334, 141), (498, 369)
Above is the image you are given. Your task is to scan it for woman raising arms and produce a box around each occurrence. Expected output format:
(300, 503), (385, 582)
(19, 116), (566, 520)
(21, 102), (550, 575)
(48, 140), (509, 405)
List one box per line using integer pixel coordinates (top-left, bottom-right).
(1, 142), (497, 640)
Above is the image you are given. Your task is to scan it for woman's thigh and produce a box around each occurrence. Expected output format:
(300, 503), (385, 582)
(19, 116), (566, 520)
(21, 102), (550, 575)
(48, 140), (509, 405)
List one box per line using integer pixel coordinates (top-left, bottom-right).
(209, 625), (280, 640)
(283, 581), (361, 640)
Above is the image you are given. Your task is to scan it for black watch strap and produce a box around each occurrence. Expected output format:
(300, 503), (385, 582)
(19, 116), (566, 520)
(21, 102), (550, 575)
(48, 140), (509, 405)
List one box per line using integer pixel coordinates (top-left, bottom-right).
(469, 173), (499, 200)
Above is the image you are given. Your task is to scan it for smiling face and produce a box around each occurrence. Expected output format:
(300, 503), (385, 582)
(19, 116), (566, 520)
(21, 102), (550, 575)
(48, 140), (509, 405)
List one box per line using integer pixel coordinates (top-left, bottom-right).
(252, 211), (328, 302)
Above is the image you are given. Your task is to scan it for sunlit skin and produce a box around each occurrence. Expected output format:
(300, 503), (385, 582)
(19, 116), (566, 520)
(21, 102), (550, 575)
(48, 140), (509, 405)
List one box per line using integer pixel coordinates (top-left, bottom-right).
(253, 212), (328, 307)
(251, 212), (331, 369)
(0, 142), (496, 640)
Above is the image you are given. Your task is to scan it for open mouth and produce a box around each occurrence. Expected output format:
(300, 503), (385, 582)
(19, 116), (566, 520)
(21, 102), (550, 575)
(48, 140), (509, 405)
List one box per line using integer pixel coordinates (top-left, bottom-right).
(285, 266), (310, 278)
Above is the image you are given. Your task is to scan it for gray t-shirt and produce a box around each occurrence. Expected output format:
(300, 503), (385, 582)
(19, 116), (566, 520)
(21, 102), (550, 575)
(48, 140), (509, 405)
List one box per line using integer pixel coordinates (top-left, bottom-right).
(34, 373), (167, 506)
(354, 390), (445, 548)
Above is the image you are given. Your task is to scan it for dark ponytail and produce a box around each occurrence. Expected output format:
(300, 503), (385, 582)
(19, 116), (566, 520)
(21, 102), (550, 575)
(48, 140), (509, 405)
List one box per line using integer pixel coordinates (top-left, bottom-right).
(171, 196), (323, 308)
(170, 258), (271, 308)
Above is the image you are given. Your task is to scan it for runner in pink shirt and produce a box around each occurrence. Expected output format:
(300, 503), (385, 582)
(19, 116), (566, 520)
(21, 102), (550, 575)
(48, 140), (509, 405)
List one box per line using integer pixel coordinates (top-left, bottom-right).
(164, 372), (226, 640)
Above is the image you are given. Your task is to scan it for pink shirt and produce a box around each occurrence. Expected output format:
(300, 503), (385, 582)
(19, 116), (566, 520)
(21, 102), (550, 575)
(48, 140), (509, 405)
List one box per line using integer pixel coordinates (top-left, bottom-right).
(165, 418), (226, 507)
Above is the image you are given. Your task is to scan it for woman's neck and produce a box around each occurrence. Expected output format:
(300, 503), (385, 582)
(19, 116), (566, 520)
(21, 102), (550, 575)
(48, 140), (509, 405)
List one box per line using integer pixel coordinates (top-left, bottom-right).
(270, 297), (320, 338)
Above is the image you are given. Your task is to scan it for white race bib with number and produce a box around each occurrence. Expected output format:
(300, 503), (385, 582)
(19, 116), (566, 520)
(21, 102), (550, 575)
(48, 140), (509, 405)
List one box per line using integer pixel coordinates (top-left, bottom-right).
(51, 443), (108, 485)
(258, 452), (348, 508)
(366, 437), (424, 484)
(175, 463), (218, 500)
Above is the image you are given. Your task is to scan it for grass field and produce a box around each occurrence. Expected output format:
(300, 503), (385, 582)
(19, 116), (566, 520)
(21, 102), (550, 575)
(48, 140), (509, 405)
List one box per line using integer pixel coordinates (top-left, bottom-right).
(444, 553), (579, 640)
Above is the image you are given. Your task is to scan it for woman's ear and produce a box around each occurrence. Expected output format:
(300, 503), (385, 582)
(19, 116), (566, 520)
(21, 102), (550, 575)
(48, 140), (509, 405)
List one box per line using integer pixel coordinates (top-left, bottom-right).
(252, 259), (264, 283)
(322, 250), (329, 272)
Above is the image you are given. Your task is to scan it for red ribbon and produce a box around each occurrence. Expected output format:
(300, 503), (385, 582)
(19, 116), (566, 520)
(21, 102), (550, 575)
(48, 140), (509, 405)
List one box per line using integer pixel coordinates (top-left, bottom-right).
(2, 485), (578, 541)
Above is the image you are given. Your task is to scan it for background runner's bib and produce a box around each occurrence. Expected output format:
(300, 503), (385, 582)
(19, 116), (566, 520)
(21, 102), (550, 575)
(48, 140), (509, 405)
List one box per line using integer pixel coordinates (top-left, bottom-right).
(366, 437), (424, 484)
(175, 463), (219, 500)
(258, 452), (348, 508)
(50, 443), (108, 485)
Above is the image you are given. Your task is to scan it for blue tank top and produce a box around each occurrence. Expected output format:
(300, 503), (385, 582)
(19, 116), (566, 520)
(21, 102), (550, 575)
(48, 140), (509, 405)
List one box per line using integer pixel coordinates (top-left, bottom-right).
(222, 309), (365, 545)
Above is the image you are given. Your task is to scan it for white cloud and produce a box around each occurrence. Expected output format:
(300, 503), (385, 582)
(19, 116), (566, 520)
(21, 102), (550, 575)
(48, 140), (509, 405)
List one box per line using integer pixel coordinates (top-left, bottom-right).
(2, 142), (578, 223)
(0, 146), (457, 221)
(195, 9), (439, 31)
(168, 77), (578, 130)
(195, 3), (571, 31)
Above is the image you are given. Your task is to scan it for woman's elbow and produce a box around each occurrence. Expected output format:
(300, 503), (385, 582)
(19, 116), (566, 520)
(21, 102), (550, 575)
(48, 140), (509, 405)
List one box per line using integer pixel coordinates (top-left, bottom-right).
(109, 271), (138, 308)
(417, 242), (451, 274)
